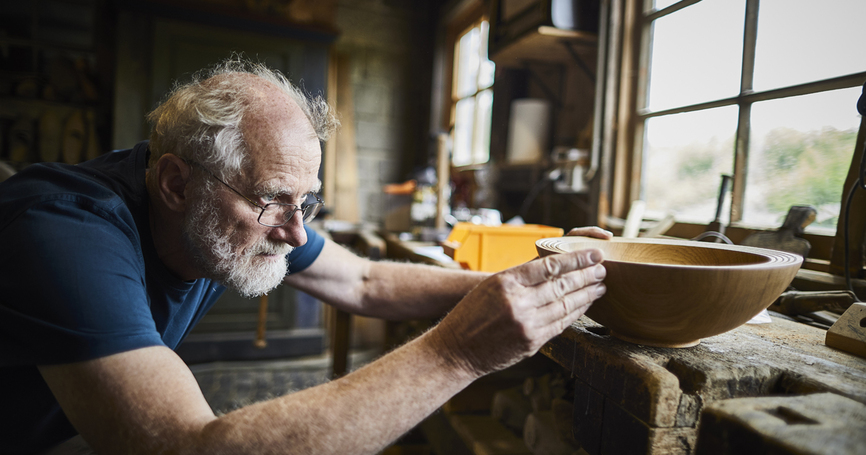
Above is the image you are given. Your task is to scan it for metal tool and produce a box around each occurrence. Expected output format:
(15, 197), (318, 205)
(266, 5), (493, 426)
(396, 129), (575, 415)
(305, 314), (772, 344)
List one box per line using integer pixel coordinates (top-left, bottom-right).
(702, 174), (732, 243)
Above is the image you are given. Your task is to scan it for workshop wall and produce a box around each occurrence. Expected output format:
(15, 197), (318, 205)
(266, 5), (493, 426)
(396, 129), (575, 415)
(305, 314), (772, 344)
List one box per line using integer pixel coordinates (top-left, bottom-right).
(109, 0), (439, 226)
(103, 0), (443, 357)
(332, 0), (438, 224)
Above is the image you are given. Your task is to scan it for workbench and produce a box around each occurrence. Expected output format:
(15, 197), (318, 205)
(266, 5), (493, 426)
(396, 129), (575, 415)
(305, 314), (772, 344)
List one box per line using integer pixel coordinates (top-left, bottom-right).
(371, 232), (866, 454)
(540, 315), (866, 454)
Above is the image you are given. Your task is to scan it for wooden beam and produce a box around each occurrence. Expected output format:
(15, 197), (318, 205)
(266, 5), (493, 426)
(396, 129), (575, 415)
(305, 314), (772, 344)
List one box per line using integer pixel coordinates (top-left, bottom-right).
(829, 114), (866, 283)
(597, 0), (623, 226)
(323, 49), (338, 214)
(611, 0), (642, 218)
(332, 51), (360, 223)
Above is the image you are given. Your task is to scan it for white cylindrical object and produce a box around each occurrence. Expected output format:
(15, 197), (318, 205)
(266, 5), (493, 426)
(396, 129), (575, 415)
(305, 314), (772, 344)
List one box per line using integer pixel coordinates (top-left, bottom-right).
(622, 200), (646, 239)
(506, 99), (551, 164)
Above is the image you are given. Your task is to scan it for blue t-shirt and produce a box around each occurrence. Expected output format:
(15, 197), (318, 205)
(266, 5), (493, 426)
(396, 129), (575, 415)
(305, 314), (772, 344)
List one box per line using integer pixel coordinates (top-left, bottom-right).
(0, 142), (324, 453)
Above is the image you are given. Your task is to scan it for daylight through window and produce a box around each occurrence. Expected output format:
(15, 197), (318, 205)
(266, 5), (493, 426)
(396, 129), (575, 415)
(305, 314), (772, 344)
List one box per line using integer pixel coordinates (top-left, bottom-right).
(451, 20), (495, 167)
(639, 0), (866, 233)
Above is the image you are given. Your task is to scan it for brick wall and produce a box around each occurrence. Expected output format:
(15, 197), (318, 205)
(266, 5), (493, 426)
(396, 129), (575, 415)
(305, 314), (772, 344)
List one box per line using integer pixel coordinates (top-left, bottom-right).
(333, 0), (438, 224)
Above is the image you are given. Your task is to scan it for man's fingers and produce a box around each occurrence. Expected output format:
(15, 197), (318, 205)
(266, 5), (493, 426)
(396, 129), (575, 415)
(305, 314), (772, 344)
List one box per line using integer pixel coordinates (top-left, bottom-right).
(551, 274), (570, 300)
(567, 227), (613, 239)
(536, 283), (607, 334)
(534, 264), (605, 304)
(512, 249), (604, 286)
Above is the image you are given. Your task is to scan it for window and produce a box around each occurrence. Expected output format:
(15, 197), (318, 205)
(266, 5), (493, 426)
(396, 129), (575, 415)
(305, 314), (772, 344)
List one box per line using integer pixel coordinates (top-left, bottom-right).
(635, 0), (866, 233)
(451, 19), (495, 167)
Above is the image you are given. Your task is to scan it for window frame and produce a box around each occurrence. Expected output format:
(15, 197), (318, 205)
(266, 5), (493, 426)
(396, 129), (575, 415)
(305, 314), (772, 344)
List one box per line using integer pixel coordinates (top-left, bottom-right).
(605, 0), (866, 263)
(448, 15), (495, 168)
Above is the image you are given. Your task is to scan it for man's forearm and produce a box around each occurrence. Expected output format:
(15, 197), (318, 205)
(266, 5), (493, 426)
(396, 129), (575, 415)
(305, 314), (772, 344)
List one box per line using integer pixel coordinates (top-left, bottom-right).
(198, 328), (474, 454)
(360, 260), (489, 320)
(284, 239), (488, 320)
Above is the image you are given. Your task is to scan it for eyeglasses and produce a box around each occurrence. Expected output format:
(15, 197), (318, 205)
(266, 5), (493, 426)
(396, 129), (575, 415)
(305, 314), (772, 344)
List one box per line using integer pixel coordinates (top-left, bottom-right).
(190, 162), (324, 227)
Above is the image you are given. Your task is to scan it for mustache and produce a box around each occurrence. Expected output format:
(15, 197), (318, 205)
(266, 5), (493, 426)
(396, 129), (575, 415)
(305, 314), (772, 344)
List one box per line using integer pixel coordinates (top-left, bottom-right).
(247, 239), (293, 257)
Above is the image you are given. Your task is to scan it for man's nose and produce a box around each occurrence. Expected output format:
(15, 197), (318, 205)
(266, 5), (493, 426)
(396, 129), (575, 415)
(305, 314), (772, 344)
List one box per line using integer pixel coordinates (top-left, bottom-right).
(270, 212), (307, 247)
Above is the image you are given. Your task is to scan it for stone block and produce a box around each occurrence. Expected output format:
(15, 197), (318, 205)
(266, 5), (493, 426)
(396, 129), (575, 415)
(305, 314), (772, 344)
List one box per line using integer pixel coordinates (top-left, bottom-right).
(695, 393), (866, 455)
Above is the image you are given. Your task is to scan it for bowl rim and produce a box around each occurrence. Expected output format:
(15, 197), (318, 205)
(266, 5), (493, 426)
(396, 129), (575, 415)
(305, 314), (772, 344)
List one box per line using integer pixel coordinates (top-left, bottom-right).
(536, 236), (803, 270)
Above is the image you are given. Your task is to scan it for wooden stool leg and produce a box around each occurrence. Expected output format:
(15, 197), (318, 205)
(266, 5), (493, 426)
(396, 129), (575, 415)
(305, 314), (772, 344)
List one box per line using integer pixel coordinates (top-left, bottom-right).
(331, 309), (352, 378)
(254, 294), (268, 349)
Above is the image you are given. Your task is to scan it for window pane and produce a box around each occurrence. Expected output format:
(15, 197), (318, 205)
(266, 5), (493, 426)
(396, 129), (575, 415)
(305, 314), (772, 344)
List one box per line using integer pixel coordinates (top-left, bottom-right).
(744, 88), (862, 232)
(454, 26), (480, 99)
(452, 97), (476, 166)
(647, 0), (745, 112)
(478, 21), (495, 90)
(642, 106), (738, 223)
(472, 89), (494, 164)
(753, 0), (866, 91)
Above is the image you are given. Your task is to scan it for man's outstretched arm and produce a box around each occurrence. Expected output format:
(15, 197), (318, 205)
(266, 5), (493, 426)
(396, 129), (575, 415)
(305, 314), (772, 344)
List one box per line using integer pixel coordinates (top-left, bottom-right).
(285, 226), (611, 320)
(40, 247), (606, 454)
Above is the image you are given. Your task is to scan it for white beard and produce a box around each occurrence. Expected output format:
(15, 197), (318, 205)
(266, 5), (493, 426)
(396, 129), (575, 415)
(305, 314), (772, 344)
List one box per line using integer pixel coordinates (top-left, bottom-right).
(183, 187), (293, 298)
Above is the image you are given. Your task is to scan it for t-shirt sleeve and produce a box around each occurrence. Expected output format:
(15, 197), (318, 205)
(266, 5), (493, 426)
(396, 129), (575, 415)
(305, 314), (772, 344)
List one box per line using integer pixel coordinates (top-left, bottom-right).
(0, 197), (165, 366)
(286, 225), (325, 274)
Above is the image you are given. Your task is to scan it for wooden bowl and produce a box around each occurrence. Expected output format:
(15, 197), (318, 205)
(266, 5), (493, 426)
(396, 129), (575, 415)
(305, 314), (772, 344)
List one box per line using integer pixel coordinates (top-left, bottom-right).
(536, 237), (803, 348)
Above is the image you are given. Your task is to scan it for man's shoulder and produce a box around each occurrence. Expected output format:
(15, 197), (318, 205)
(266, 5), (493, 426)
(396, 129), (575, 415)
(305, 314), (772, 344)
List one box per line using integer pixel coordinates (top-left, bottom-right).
(0, 145), (147, 234)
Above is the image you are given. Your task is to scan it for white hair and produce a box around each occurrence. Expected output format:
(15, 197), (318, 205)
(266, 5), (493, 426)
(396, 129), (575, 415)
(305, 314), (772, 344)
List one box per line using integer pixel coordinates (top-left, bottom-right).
(146, 55), (338, 180)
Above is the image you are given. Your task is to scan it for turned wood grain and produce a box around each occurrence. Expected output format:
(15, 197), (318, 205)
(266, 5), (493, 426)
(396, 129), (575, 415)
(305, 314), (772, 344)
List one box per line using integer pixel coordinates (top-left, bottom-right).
(537, 237), (803, 347)
(540, 315), (866, 454)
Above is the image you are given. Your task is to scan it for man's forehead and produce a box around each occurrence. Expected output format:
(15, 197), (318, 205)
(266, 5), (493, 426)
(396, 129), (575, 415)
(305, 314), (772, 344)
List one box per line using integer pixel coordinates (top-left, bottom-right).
(243, 99), (318, 160)
(244, 145), (321, 195)
(255, 177), (322, 197)
(216, 72), (319, 191)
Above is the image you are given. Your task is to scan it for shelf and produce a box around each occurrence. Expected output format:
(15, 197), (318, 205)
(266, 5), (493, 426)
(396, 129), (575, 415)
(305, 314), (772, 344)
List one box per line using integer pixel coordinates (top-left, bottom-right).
(491, 26), (597, 68)
(0, 37), (95, 55)
(0, 0), (107, 165)
(0, 96), (99, 116)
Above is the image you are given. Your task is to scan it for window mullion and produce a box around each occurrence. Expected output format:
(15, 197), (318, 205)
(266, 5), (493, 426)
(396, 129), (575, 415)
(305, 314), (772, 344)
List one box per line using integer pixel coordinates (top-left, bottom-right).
(732, 104), (751, 223)
(731, 0), (760, 223)
(646, 0), (702, 22)
(600, 0), (624, 222)
(740, 0), (759, 92)
(633, 2), (654, 206)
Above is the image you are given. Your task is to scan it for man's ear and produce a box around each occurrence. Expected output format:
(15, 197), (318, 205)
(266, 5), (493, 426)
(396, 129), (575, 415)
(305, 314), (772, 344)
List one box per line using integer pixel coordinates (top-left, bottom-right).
(153, 154), (192, 212)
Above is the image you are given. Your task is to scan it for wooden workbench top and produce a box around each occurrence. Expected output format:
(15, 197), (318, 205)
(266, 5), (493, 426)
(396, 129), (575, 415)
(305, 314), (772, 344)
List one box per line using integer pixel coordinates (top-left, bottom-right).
(540, 315), (866, 454)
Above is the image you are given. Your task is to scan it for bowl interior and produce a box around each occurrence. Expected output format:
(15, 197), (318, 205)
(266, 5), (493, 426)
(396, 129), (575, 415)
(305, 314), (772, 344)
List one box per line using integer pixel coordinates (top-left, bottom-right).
(547, 239), (771, 267)
(536, 236), (803, 347)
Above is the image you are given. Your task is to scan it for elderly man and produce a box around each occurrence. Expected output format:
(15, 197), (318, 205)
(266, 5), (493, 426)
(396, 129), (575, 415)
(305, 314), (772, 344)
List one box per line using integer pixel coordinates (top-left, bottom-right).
(0, 59), (610, 454)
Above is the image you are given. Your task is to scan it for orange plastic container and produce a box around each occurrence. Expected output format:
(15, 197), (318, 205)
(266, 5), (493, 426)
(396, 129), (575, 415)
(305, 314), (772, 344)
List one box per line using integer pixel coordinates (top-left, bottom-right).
(442, 222), (564, 272)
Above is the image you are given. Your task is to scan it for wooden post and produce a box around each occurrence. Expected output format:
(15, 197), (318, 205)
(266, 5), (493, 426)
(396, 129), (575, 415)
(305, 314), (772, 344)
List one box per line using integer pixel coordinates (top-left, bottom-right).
(436, 132), (450, 230)
(323, 49), (338, 214)
(830, 115), (866, 283)
(254, 294), (268, 349)
(331, 51), (360, 223)
(331, 309), (352, 379)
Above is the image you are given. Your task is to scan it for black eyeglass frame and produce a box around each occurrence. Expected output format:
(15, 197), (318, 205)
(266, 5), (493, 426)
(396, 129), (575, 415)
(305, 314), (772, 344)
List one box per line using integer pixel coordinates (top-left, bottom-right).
(189, 161), (324, 227)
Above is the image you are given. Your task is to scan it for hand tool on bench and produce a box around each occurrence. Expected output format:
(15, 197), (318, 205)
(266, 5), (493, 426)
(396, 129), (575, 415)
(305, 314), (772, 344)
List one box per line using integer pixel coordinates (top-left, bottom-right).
(701, 174), (732, 243)
(742, 205), (816, 258)
(770, 290), (856, 328)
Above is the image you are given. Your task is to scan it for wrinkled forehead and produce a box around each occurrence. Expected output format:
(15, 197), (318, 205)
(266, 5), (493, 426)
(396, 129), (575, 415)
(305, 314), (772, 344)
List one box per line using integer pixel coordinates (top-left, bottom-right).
(240, 79), (317, 149)
(237, 78), (320, 178)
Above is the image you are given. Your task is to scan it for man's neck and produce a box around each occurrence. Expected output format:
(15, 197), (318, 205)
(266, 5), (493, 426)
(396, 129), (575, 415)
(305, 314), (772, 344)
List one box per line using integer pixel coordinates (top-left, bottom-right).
(146, 174), (202, 282)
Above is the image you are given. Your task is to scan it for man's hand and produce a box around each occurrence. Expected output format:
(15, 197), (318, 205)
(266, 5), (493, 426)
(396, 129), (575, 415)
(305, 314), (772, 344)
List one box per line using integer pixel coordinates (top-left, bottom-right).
(431, 247), (606, 378)
(566, 226), (614, 239)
